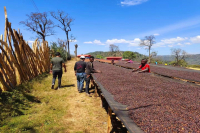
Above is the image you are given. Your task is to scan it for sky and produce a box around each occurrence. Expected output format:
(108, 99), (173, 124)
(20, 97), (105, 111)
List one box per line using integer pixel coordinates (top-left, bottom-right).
(1, 0), (200, 56)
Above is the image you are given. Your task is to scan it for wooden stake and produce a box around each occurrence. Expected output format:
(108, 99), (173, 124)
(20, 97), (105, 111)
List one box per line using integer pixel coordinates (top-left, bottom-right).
(107, 106), (112, 133)
(4, 6), (7, 19)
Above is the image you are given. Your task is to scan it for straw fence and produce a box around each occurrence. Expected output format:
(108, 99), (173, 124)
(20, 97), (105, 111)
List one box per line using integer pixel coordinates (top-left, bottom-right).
(0, 7), (50, 92)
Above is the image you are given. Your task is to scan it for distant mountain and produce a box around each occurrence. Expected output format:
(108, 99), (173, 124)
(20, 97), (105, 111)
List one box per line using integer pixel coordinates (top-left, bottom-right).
(86, 51), (146, 60)
(158, 54), (200, 65)
(86, 51), (200, 65)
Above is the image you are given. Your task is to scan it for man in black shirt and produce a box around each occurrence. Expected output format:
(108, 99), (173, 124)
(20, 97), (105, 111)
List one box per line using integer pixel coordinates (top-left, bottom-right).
(74, 56), (86, 93)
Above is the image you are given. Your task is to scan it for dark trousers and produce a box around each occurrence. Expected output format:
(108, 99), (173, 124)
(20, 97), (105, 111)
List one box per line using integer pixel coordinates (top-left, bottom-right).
(52, 70), (62, 87)
(85, 75), (91, 94)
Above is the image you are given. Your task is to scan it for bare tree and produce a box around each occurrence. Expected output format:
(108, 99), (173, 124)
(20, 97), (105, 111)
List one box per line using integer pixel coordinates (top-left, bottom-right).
(140, 35), (156, 63)
(50, 11), (74, 60)
(20, 12), (54, 41)
(109, 44), (122, 57)
(150, 51), (157, 59)
(171, 48), (187, 65)
(57, 38), (65, 48)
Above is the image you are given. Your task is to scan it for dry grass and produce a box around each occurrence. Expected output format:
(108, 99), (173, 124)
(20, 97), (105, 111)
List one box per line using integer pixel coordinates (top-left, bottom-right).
(0, 60), (107, 133)
(187, 67), (200, 71)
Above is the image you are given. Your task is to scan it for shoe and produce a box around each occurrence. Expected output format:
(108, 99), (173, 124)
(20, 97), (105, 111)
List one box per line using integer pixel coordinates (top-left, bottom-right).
(57, 87), (60, 90)
(51, 84), (54, 89)
(86, 93), (91, 97)
(79, 91), (82, 93)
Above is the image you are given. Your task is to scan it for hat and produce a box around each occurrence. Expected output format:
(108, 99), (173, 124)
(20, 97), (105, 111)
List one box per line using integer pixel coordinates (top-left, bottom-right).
(80, 56), (85, 59)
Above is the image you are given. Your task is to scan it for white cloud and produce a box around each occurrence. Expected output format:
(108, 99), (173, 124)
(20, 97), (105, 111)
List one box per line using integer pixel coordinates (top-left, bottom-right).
(168, 45), (174, 47)
(84, 41), (93, 44)
(154, 37), (188, 48)
(153, 42), (166, 47)
(93, 40), (105, 45)
(153, 33), (160, 36)
(106, 39), (129, 44)
(190, 36), (200, 43)
(161, 37), (187, 44)
(153, 35), (200, 48)
(69, 40), (77, 42)
(27, 40), (34, 44)
(129, 38), (141, 46)
(83, 35), (200, 48)
(106, 38), (141, 46)
(84, 40), (105, 45)
(185, 42), (191, 45)
(139, 16), (200, 37)
(121, 0), (148, 6)
(93, 40), (102, 44)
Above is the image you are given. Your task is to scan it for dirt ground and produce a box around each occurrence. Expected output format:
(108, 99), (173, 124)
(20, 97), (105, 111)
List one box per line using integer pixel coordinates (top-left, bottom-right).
(0, 60), (107, 133)
(62, 60), (108, 133)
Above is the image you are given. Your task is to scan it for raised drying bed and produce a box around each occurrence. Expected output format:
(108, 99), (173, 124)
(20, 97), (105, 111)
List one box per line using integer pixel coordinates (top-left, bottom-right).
(114, 61), (200, 84)
(93, 61), (200, 132)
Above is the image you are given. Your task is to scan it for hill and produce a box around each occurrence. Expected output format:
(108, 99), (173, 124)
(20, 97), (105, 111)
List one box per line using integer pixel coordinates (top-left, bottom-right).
(158, 54), (200, 65)
(86, 51), (146, 60)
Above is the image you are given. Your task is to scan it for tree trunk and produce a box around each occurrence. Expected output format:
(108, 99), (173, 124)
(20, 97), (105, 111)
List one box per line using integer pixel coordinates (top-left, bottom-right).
(149, 47), (151, 63)
(64, 42), (67, 60)
(66, 31), (71, 60)
(176, 56), (179, 65)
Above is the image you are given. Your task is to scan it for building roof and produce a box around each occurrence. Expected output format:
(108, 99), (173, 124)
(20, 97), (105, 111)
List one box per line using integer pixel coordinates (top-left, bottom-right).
(106, 57), (122, 59)
(77, 55), (91, 57)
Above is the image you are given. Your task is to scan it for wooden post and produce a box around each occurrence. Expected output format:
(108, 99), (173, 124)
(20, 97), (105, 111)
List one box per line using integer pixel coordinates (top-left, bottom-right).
(75, 44), (78, 60)
(107, 106), (112, 133)
(18, 28), (20, 35)
(4, 6), (7, 43)
(94, 85), (98, 97)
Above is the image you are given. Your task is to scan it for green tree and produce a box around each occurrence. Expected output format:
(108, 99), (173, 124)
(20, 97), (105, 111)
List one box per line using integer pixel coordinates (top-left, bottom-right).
(51, 42), (67, 61)
(169, 59), (188, 67)
(123, 51), (136, 60)
(96, 55), (103, 59)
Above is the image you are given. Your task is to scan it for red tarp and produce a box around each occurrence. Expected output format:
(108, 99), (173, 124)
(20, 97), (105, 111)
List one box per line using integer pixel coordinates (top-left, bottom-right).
(106, 57), (122, 60)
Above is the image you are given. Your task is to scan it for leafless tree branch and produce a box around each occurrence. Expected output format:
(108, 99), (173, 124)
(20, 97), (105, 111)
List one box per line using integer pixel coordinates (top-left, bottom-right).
(50, 10), (74, 60)
(20, 12), (55, 41)
(140, 35), (156, 63)
(171, 48), (187, 65)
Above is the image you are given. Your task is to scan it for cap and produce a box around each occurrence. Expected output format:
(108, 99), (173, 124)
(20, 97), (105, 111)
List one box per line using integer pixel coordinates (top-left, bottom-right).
(80, 56), (85, 59)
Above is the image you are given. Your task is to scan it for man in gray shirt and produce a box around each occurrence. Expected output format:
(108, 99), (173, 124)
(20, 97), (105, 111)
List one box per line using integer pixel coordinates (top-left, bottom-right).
(85, 56), (101, 96)
(50, 52), (67, 89)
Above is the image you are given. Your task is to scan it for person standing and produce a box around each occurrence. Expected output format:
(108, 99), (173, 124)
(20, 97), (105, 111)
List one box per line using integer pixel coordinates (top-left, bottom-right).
(111, 59), (115, 65)
(85, 56), (101, 96)
(50, 52), (67, 90)
(74, 56), (86, 93)
(125, 59), (133, 64)
(132, 59), (150, 73)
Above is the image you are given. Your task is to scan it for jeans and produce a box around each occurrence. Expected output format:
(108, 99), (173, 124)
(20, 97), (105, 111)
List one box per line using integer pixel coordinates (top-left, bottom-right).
(76, 73), (85, 92)
(85, 74), (91, 94)
(52, 70), (62, 88)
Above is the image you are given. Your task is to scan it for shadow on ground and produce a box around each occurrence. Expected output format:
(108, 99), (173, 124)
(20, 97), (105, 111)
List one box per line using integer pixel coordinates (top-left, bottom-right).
(53, 84), (75, 90)
(0, 73), (48, 124)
